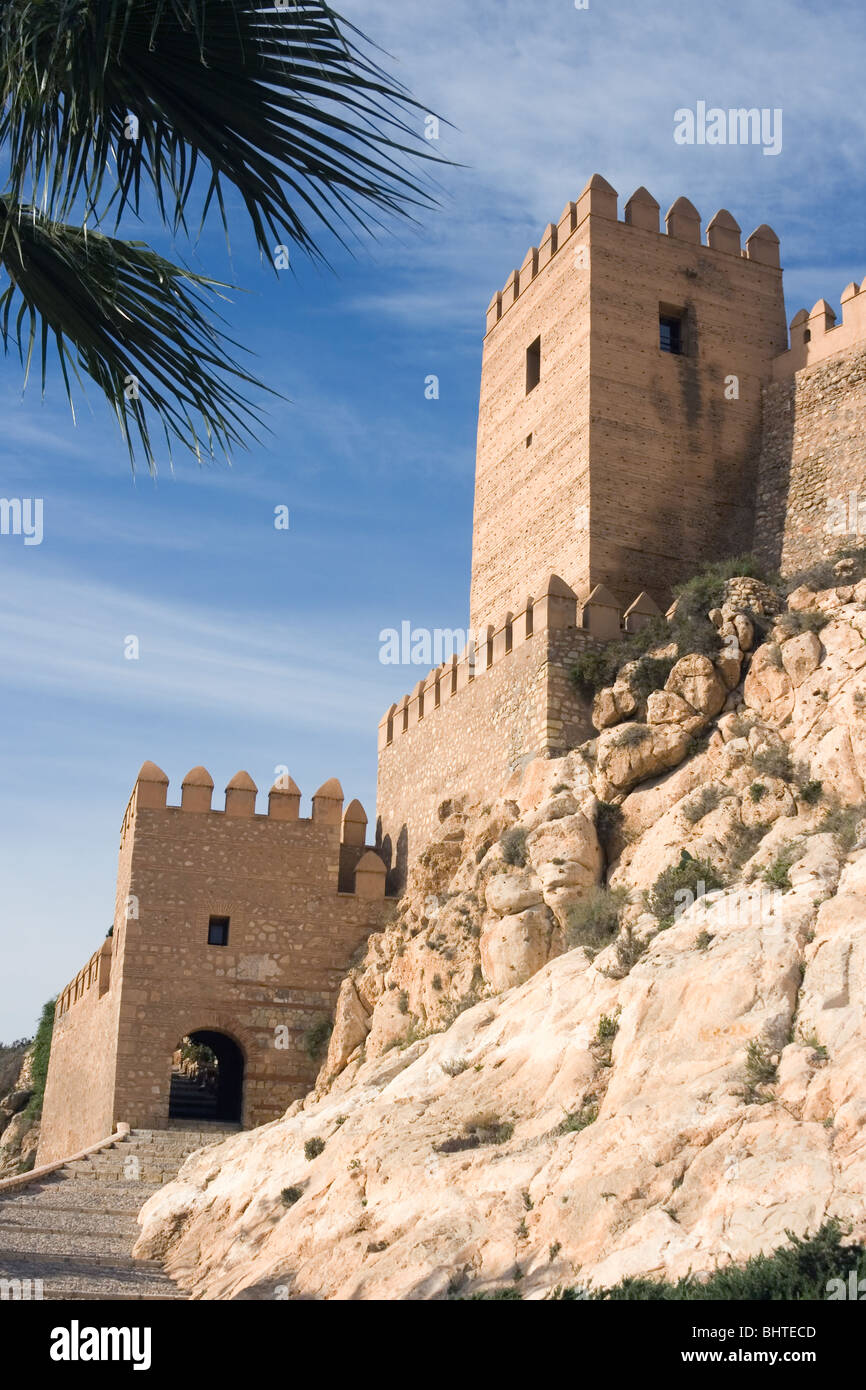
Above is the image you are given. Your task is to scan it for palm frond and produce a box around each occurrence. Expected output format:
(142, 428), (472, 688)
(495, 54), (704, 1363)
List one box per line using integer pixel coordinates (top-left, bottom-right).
(0, 198), (270, 471)
(0, 0), (444, 257)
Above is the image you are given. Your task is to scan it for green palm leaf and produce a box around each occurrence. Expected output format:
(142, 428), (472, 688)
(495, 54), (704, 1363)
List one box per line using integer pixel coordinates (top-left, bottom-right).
(0, 198), (269, 470)
(1, 0), (442, 256)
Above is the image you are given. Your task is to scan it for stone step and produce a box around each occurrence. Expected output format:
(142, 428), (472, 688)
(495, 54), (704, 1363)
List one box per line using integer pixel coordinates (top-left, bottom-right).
(0, 1255), (185, 1300)
(0, 1206), (139, 1237)
(0, 1228), (139, 1259)
(0, 1179), (160, 1212)
(0, 1124), (236, 1300)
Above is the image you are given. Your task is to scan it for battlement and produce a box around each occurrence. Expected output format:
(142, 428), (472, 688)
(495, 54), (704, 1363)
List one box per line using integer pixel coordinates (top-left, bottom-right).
(379, 575), (661, 749)
(121, 762), (379, 866)
(485, 173), (781, 335)
(55, 938), (112, 1022)
(773, 277), (866, 378)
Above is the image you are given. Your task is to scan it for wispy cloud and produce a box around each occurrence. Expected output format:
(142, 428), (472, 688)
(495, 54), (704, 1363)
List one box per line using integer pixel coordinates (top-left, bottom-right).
(0, 566), (388, 730)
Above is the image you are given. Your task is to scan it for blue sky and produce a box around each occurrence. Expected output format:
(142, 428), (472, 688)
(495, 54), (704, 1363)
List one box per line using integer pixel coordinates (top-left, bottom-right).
(2, 0), (865, 1040)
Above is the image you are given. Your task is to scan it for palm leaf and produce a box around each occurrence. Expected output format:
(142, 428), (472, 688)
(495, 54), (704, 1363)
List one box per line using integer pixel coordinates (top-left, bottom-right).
(1, 0), (443, 257)
(0, 198), (270, 470)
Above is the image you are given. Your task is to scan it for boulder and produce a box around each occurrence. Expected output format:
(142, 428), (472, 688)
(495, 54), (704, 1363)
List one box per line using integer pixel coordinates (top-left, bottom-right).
(485, 871), (544, 918)
(743, 645), (795, 724)
(479, 906), (554, 991)
(664, 654), (727, 720)
(781, 631), (822, 688)
(596, 722), (693, 797)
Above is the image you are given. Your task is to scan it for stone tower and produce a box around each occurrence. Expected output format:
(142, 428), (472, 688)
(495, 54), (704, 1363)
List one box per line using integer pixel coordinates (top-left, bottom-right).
(470, 174), (788, 630)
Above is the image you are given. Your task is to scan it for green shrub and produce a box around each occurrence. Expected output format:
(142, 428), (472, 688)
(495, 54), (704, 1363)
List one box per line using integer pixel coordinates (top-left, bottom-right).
(695, 930), (713, 951)
(24, 998), (56, 1120)
(820, 802), (866, 852)
(775, 609), (830, 640)
(557, 1222), (862, 1300)
(763, 845), (800, 893)
(646, 852), (724, 928)
(304, 1137), (326, 1161)
(682, 784), (723, 824)
(281, 1186), (303, 1207)
(566, 886), (627, 956)
(302, 1016), (332, 1062)
(434, 1114), (514, 1154)
(571, 646), (618, 696)
(799, 779), (823, 805)
(629, 655), (676, 700)
(570, 553), (772, 699)
(595, 1013), (619, 1042)
(752, 745), (794, 781)
(604, 921), (648, 977)
(499, 826), (528, 867)
(745, 1038), (778, 1088)
(559, 1099), (599, 1134)
(749, 782), (766, 803)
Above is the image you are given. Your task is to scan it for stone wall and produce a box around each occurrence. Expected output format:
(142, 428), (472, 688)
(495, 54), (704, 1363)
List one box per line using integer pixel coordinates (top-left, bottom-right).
(754, 342), (866, 576)
(38, 945), (121, 1164)
(470, 174), (787, 629)
(377, 592), (597, 885)
(38, 768), (390, 1162)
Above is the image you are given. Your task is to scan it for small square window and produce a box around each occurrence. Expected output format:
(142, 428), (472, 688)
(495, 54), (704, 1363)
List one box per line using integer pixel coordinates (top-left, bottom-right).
(659, 314), (683, 355)
(207, 915), (230, 946)
(526, 336), (541, 393)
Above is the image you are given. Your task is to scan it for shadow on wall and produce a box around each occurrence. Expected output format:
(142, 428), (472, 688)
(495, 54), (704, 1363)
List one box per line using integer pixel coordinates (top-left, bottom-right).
(755, 381), (796, 574)
(376, 819), (409, 896)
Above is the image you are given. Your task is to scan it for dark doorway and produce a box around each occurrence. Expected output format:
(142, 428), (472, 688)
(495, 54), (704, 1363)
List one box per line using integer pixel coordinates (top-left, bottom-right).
(169, 1030), (244, 1123)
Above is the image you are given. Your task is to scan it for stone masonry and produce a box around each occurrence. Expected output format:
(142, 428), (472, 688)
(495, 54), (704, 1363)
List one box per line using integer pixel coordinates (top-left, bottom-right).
(754, 283), (866, 575)
(38, 765), (390, 1164)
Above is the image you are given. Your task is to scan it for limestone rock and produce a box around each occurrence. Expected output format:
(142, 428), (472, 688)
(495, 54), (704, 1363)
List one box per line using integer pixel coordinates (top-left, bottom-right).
(479, 906), (554, 991)
(743, 644), (795, 724)
(664, 653), (727, 720)
(596, 722), (692, 797)
(323, 979), (371, 1076)
(781, 631), (823, 687)
(485, 871), (543, 917)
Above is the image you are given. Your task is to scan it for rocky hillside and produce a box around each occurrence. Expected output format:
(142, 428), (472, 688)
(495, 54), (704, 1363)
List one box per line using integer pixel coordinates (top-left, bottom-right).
(0, 1044), (38, 1178)
(136, 565), (866, 1298)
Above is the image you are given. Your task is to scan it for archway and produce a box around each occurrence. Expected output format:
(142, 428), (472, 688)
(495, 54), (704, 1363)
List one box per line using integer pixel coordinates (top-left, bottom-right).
(168, 1030), (244, 1123)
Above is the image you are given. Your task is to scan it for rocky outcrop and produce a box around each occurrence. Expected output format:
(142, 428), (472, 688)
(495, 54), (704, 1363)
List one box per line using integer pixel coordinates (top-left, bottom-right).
(0, 1046), (38, 1178)
(135, 573), (866, 1299)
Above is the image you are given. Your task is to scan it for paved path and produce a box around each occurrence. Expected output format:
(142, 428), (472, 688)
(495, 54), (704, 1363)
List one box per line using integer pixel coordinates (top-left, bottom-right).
(0, 1124), (237, 1300)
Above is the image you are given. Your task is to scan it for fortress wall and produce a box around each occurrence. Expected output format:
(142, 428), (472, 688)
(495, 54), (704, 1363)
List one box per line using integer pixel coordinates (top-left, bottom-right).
(37, 942), (121, 1164)
(470, 195), (592, 633)
(376, 589), (600, 883)
(471, 175), (787, 628)
(588, 200), (787, 605)
(112, 794), (388, 1131)
(39, 772), (390, 1153)
(755, 289), (866, 575)
(38, 812), (140, 1163)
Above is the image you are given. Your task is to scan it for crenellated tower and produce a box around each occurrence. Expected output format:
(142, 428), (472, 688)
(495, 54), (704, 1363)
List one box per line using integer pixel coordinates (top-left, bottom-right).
(470, 173), (788, 630)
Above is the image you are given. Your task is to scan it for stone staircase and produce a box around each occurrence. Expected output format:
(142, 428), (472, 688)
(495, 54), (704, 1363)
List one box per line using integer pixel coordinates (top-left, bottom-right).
(0, 1124), (238, 1300)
